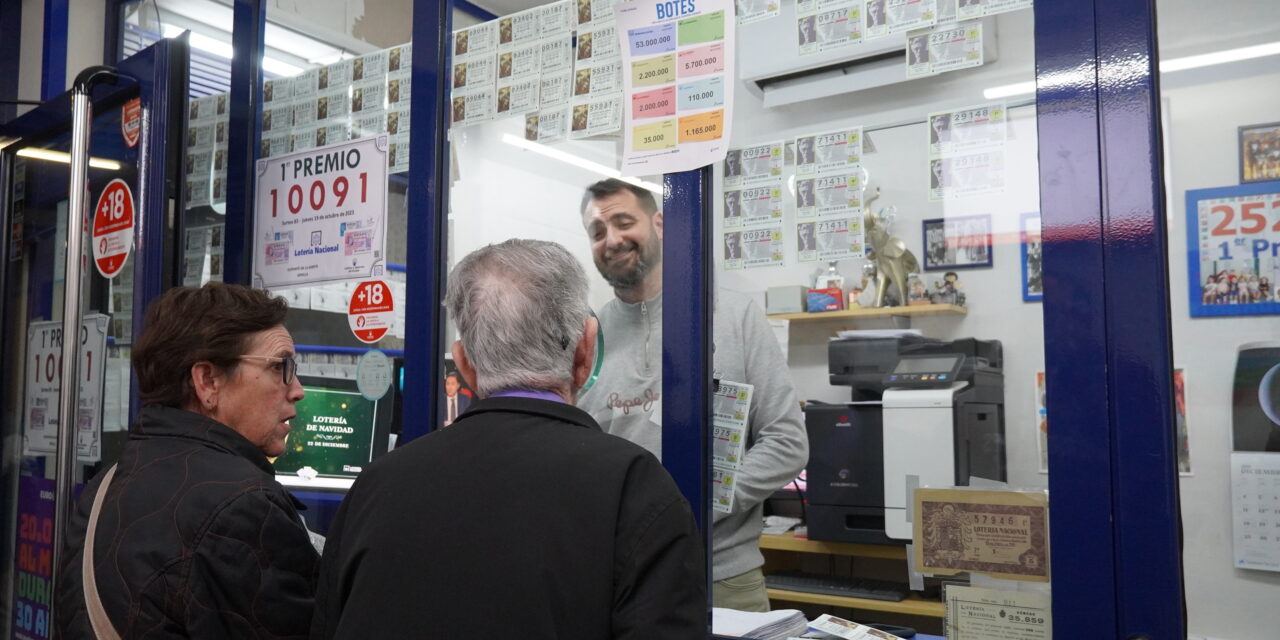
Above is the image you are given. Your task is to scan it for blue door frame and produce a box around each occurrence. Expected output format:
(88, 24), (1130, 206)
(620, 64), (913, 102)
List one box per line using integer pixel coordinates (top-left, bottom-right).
(61, 0), (1182, 635)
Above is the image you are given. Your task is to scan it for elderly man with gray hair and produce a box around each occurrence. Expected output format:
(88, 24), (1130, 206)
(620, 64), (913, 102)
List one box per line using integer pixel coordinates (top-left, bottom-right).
(311, 239), (706, 640)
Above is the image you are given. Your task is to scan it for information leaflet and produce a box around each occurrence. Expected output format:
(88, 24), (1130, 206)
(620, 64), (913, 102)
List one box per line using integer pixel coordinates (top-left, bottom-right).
(253, 135), (389, 289)
(24, 315), (109, 461)
(618, 0), (736, 175)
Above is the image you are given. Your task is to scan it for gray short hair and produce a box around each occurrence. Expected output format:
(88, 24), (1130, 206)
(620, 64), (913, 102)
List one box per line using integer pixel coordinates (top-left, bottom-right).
(444, 239), (591, 397)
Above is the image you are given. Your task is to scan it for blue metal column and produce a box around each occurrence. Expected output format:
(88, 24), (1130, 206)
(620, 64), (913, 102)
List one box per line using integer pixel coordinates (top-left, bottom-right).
(661, 167), (714, 622)
(1035, 0), (1119, 632)
(402, 0), (452, 442)
(1095, 0), (1185, 635)
(661, 168), (714, 537)
(223, 0), (266, 285)
(41, 0), (69, 100)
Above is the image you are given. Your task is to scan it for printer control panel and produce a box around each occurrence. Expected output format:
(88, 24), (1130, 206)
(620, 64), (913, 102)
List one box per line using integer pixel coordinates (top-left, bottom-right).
(884, 354), (965, 388)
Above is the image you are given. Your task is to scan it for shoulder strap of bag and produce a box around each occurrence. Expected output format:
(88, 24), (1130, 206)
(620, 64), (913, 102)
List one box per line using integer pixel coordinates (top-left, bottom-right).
(83, 463), (121, 640)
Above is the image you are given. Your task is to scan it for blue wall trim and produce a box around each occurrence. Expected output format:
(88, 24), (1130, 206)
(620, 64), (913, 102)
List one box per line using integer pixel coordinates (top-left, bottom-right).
(41, 0), (69, 100)
(223, 0), (265, 286)
(402, 0), (452, 443)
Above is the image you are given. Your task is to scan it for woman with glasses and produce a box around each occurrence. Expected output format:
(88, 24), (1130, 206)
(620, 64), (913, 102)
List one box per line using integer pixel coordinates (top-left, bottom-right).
(56, 282), (317, 639)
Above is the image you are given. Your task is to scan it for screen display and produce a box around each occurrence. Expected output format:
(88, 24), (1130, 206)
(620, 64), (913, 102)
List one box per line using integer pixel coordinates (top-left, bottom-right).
(893, 356), (960, 374)
(273, 382), (381, 480)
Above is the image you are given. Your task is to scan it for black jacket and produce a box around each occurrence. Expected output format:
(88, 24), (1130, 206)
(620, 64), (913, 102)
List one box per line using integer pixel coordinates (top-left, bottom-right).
(56, 405), (319, 639)
(311, 396), (706, 639)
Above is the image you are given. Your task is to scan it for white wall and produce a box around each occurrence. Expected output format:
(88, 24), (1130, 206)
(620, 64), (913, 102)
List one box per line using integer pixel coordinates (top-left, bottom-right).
(447, 118), (634, 312)
(1163, 59), (1280, 640)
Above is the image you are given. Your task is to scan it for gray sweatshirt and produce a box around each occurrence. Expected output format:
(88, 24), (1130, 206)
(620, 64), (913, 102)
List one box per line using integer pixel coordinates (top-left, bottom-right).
(578, 290), (809, 581)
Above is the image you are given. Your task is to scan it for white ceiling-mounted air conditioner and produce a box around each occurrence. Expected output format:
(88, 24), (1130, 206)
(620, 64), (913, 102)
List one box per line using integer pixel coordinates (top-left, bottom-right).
(738, 4), (999, 109)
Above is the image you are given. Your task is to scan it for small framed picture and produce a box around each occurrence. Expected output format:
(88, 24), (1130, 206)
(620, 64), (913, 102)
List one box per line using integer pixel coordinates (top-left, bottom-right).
(1020, 212), (1043, 302)
(1239, 121), (1280, 183)
(922, 214), (993, 271)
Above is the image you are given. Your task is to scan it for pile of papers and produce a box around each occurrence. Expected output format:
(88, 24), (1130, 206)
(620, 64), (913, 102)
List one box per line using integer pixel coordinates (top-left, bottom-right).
(711, 607), (809, 640)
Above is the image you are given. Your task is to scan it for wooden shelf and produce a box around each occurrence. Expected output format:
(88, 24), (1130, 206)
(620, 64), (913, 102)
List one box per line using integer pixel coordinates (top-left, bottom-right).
(766, 589), (945, 617)
(767, 304), (966, 323)
(759, 532), (906, 560)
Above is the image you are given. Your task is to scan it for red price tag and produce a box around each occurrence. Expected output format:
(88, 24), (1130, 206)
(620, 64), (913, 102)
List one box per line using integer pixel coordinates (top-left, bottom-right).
(91, 178), (135, 279)
(347, 280), (394, 344)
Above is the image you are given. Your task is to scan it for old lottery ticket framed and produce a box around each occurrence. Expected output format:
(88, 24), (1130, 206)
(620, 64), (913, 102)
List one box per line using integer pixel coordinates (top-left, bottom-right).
(1185, 181), (1280, 317)
(253, 135), (390, 289)
(905, 20), (983, 79)
(617, 0), (735, 175)
(914, 487), (1050, 581)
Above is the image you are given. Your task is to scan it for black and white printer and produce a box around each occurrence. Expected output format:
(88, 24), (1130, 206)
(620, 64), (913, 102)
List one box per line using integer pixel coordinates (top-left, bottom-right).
(803, 335), (1006, 543)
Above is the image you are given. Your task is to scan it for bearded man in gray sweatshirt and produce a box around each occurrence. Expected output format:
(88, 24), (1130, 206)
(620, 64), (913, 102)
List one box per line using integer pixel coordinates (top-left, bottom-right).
(578, 178), (810, 612)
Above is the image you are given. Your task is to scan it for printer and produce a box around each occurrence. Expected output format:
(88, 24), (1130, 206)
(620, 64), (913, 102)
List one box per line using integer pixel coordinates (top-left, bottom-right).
(803, 335), (1005, 543)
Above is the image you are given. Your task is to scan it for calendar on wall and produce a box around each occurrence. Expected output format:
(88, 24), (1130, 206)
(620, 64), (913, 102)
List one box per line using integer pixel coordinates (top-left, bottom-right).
(1231, 452), (1280, 572)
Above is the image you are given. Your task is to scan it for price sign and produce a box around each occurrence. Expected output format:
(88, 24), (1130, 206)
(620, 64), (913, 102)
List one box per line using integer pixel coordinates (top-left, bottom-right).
(628, 22), (676, 55)
(91, 178), (135, 279)
(633, 119), (678, 150)
(679, 109), (724, 143)
(677, 42), (724, 78)
(631, 54), (676, 87)
(24, 315), (109, 460)
(631, 86), (676, 119)
(618, 0), (734, 174)
(348, 280), (394, 344)
(253, 135), (388, 289)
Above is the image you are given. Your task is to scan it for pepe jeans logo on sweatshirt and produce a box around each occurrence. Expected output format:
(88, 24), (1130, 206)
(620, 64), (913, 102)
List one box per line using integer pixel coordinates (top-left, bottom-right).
(608, 388), (660, 415)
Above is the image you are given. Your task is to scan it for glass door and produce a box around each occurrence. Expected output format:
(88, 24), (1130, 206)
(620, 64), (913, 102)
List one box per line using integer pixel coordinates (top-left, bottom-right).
(0, 38), (188, 637)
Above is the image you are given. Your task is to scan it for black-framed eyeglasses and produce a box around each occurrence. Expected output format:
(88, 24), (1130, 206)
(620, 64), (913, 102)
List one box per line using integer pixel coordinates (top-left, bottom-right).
(237, 355), (298, 385)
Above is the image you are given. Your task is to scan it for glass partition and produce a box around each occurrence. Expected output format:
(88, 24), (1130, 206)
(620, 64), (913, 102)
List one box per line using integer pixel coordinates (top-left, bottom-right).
(241, 0), (414, 503)
(1159, 1), (1280, 637)
(725, 1), (1049, 633)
